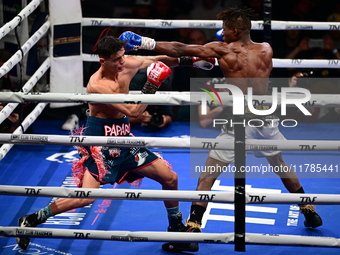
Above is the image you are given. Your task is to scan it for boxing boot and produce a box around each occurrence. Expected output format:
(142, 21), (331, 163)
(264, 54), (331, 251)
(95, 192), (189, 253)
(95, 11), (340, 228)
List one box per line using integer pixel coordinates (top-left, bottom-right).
(16, 212), (46, 250)
(162, 218), (201, 253)
(300, 204), (322, 228)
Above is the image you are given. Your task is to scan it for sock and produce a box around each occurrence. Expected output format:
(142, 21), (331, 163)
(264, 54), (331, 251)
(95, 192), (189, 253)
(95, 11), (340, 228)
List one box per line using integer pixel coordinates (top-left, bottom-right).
(293, 187), (305, 193)
(294, 187), (313, 214)
(29, 205), (53, 224)
(188, 205), (206, 224)
(166, 206), (181, 218)
(166, 206), (182, 229)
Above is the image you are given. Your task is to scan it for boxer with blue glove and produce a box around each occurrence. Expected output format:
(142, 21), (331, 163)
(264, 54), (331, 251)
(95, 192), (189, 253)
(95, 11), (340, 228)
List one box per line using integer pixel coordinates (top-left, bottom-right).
(119, 6), (322, 254)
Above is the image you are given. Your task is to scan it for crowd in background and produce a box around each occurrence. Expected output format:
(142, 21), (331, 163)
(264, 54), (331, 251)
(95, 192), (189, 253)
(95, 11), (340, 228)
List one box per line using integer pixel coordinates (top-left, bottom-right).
(81, 0), (340, 124)
(2, 0), (340, 130)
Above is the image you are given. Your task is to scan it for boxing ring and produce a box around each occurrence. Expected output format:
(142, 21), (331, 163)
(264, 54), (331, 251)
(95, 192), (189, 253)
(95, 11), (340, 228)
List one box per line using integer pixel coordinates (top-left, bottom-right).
(1, 1), (340, 254)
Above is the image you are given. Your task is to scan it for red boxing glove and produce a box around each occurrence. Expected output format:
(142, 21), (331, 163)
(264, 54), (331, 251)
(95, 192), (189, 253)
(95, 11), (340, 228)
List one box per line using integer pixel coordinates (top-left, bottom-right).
(142, 61), (172, 94)
(179, 56), (216, 70)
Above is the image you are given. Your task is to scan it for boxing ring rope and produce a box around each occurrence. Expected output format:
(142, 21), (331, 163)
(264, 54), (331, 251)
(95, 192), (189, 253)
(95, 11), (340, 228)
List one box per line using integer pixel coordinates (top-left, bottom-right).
(82, 54), (340, 69)
(82, 18), (340, 30)
(0, 15), (50, 150)
(0, 103), (47, 161)
(0, 134), (339, 151)
(1, 3), (340, 251)
(0, 58), (50, 125)
(0, 42), (51, 160)
(2, 226), (340, 247)
(1, 185), (340, 205)
(0, 20), (50, 79)
(0, 0), (44, 40)
(1, 227), (340, 247)
(0, 92), (340, 108)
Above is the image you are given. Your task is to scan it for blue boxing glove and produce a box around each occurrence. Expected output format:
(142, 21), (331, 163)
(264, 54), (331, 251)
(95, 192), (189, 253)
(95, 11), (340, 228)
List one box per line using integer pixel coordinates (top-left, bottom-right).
(119, 31), (155, 51)
(216, 28), (224, 42)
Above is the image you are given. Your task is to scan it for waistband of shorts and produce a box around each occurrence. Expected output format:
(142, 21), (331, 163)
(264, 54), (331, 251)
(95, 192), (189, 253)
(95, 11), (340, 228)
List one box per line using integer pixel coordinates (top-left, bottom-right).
(85, 116), (131, 136)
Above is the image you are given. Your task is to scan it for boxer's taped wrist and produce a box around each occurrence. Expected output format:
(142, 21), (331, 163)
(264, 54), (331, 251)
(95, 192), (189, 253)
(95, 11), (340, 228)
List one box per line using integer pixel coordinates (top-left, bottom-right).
(142, 80), (158, 94)
(179, 56), (193, 67)
(140, 37), (156, 50)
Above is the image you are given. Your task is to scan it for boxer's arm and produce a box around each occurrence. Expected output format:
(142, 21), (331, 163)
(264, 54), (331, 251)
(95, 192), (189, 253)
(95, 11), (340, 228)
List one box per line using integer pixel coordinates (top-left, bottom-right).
(119, 31), (220, 62)
(88, 79), (148, 118)
(126, 55), (215, 71)
(92, 62), (171, 117)
(125, 55), (179, 71)
(154, 41), (222, 59)
(142, 56), (180, 69)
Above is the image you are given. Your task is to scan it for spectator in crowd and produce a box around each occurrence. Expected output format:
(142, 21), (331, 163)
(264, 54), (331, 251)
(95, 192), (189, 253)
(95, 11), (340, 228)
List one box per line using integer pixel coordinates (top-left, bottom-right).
(188, 0), (225, 41)
(129, 105), (173, 129)
(133, 0), (152, 19)
(129, 72), (173, 129)
(152, 0), (175, 19)
(271, 30), (309, 78)
(283, 71), (319, 123)
(326, 12), (340, 57)
(245, 0), (263, 19)
(290, 0), (315, 21)
(188, 29), (209, 45)
(173, 15), (193, 43)
(152, 0), (177, 41)
(131, 0), (155, 38)
(197, 77), (229, 128)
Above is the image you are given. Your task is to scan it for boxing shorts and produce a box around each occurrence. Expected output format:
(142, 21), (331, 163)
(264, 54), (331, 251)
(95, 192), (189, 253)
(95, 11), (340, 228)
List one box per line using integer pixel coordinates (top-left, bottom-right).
(210, 112), (286, 163)
(72, 116), (160, 187)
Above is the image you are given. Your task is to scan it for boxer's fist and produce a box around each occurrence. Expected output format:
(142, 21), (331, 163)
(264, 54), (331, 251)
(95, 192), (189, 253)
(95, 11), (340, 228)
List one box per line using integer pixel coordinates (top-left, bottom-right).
(142, 62), (172, 94)
(216, 28), (224, 42)
(119, 31), (142, 51)
(147, 62), (172, 87)
(119, 31), (155, 51)
(179, 56), (216, 70)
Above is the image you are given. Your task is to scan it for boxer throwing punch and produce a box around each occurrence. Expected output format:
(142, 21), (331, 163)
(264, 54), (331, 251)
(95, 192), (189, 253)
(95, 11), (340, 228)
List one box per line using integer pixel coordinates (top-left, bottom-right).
(120, 6), (322, 253)
(15, 36), (216, 251)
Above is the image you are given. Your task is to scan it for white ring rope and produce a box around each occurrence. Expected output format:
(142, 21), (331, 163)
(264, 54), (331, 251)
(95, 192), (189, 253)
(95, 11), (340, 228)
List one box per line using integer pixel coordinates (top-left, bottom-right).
(0, 92), (339, 108)
(0, 20), (50, 79)
(0, 227), (340, 248)
(0, 92), (191, 105)
(272, 58), (340, 69)
(0, 103), (47, 161)
(21, 58), (51, 94)
(0, 134), (339, 151)
(0, 185), (339, 205)
(82, 53), (340, 69)
(82, 18), (340, 31)
(0, 227), (234, 244)
(0, 58), (50, 125)
(0, 0), (44, 40)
